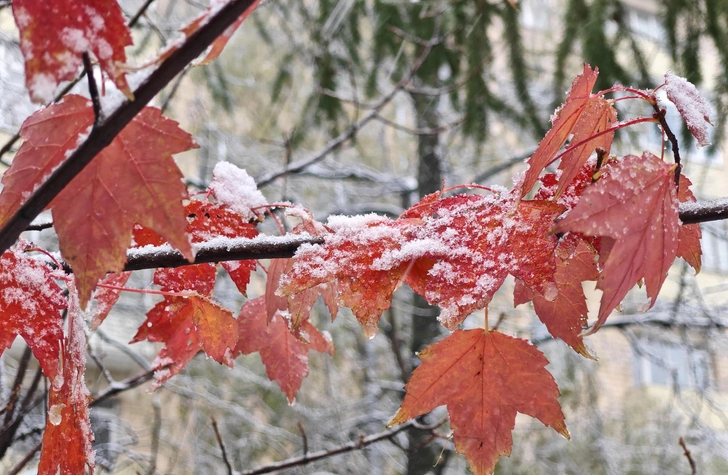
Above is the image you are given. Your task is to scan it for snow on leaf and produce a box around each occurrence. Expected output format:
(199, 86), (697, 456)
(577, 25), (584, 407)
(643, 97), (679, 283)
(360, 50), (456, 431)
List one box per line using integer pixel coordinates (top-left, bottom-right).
(663, 72), (713, 147)
(13, 0), (132, 102)
(0, 95), (196, 306)
(279, 215), (411, 338)
(235, 297), (332, 404)
(38, 285), (94, 475)
(677, 174), (702, 273)
(553, 153), (680, 334)
(520, 64), (598, 197)
(131, 295), (237, 389)
(0, 245), (66, 383)
(389, 330), (568, 475)
(90, 271), (131, 330)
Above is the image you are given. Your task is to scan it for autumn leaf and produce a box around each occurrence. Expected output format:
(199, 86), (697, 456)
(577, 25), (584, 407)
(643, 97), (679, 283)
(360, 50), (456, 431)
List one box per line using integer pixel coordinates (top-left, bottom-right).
(555, 96), (617, 197)
(236, 297), (333, 403)
(38, 286), (94, 475)
(663, 72), (713, 147)
(13, 0), (132, 102)
(131, 265), (235, 389)
(0, 245), (66, 383)
(390, 330), (568, 475)
(677, 174), (702, 273)
(132, 295), (237, 389)
(527, 240), (599, 357)
(405, 194), (563, 328)
(554, 153), (680, 334)
(520, 64), (598, 197)
(0, 95), (196, 305)
(280, 215), (412, 337)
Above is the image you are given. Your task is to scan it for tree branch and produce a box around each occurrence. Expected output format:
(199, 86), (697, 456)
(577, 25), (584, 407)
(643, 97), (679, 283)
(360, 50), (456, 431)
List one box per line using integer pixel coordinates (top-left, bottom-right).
(0, 0), (261, 256)
(255, 39), (437, 188)
(240, 418), (446, 475)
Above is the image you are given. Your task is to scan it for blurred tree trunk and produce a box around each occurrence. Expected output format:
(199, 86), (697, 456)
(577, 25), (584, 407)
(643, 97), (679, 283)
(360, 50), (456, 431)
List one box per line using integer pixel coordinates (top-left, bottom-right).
(405, 89), (449, 475)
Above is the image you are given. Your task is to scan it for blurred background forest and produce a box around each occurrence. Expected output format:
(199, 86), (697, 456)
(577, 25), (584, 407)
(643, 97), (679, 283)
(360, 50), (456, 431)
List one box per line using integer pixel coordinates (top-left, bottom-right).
(3, 0), (728, 473)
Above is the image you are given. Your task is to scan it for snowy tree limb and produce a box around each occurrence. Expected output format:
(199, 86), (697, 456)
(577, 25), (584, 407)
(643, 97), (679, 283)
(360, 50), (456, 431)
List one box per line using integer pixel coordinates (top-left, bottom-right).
(0, 0), (260, 255)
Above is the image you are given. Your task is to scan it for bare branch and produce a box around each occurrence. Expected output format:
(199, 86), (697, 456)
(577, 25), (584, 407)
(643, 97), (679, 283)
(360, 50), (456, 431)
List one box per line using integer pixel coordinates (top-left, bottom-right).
(255, 39), (438, 188)
(240, 418), (446, 475)
(374, 114), (465, 136)
(679, 197), (728, 224)
(0, 0), (261, 255)
(211, 417), (234, 475)
(679, 437), (697, 475)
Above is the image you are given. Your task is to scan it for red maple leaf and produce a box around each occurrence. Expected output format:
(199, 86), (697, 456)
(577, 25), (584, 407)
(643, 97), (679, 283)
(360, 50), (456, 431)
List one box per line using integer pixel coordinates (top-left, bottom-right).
(0, 245), (66, 383)
(520, 64), (599, 197)
(0, 95), (196, 305)
(12, 0), (132, 102)
(38, 287), (94, 475)
(279, 215), (412, 337)
(554, 153), (680, 333)
(405, 194), (564, 328)
(236, 297), (334, 403)
(390, 330), (568, 475)
(131, 264), (237, 389)
(677, 174), (702, 272)
(517, 239), (599, 357)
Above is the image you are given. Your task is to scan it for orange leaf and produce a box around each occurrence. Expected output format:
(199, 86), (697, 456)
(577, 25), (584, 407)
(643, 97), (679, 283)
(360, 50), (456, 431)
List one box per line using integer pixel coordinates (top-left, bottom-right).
(132, 295), (237, 389)
(236, 297), (332, 403)
(554, 153), (680, 334)
(520, 64), (598, 197)
(555, 96), (617, 197)
(390, 330), (568, 475)
(13, 0), (132, 102)
(0, 95), (196, 305)
(280, 215), (411, 337)
(677, 174), (702, 273)
(38, 287), (94, 475)
(0, 246), (66, 383)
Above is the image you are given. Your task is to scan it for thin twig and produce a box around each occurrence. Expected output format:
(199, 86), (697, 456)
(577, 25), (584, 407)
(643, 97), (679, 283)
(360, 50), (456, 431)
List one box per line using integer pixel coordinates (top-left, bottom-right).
(297, 421), (308, 456)
(374, 114), (465, 136)
(212, 417), (234, 475)
(7, 440), (42, 475)
(0, 0), (262, 256)
(679, 437), (697, 475)
(240, 418), (446, 475)
(82, 52), (102, 125)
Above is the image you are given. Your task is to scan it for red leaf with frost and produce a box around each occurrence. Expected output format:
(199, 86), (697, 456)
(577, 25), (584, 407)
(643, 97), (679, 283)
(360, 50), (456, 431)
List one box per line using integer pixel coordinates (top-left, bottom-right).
(556, 97), (617, 197)
(38, 287), (94, 475)
(90, 272), (131, 330)
(663, 72), (713, 147)
(132, 295), (237, 389)
(520, 64), (598, 197)
(0, 246), (66, 382)
(554, 153), (680, 334)
(279, 215), (413, 337)
(389, 330), (568, 475)
(0, 95), (196, 306)
(405, 194), (563, 328)
(12, 0), (132, 102)
(677, 174), (702, 272)
(235, 297), (332, 403)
